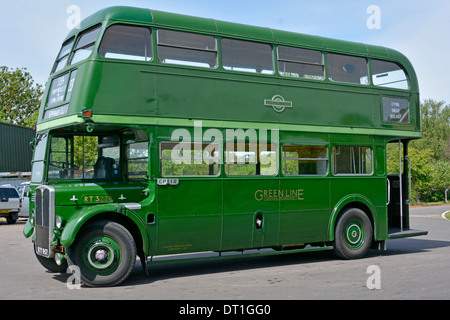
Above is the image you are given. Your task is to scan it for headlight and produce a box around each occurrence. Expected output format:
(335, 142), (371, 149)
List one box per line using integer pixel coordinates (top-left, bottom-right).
(55, 216), (63, 229)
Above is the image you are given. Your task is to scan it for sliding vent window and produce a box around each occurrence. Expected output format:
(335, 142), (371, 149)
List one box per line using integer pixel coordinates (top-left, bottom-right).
(160, 142), (220, 177)
(282, 145), (328, 176)
(327, 53), (369, 85)
(225, 143), (277, 176)
(332, 146), (373, 175)
(157, 29), (217, 68)
(372, 60), (409, 90)
(222, 39), (274, 74)
(278, 46), (324, 80)
(70, 25), (101, 65)
(52, 38), (74, 73)
(99, 25), (152, 61)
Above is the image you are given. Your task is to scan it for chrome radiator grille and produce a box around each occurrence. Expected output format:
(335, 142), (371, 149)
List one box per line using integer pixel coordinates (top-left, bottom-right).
(34, 186), (55, 258)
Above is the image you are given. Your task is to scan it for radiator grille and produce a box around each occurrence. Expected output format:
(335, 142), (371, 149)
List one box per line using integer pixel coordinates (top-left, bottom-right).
(34, 186), (55, 258)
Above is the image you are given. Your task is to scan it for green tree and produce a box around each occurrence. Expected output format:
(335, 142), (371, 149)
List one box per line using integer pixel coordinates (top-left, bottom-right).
(0, 66), (43, 127)
(404, 99), (450, 203)
(412, 99), (450, 161)
(387, 144), (434, 204)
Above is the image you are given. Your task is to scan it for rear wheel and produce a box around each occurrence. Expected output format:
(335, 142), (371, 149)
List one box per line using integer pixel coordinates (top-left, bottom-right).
(333, 208), (373, 260)
(67, 220), (136, 287)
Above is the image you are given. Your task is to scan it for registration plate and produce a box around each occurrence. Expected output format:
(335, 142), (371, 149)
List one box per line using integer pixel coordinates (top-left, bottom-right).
(0, 209), (9, 214)
(35, 246), (50, 257)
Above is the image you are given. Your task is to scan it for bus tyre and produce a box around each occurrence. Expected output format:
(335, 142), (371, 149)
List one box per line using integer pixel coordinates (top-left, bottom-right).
(67, 220), (136, 287)
(333, 208), (373, 260)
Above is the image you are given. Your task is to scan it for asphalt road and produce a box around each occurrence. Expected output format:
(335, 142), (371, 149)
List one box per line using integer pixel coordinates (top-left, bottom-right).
(1, 205), (449, 301)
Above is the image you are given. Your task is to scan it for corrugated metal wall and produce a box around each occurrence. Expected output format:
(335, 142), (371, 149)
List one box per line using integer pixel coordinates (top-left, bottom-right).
(0, 122), (35, 172)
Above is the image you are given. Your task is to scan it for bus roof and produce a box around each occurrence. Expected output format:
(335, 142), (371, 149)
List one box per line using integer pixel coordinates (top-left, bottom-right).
(65, 6), (414, 70)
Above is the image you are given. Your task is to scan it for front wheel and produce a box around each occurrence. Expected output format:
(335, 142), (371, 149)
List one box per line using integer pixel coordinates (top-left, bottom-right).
(66, 220), (136, 287)
(333, 208), (373, 260)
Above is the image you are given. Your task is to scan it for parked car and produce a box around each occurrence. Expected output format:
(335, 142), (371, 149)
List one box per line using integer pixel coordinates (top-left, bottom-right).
(17, 182), (30, 218)
(0, 185), (21, 224)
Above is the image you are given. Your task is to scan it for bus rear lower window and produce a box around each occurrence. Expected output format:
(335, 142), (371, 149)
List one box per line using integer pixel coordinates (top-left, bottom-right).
(222, 38), (274, 74)
(382, 97), (410, 123)
(327, 53), (369, 85)
(332, 146), (373, 175)
(99, 24), (152, 62)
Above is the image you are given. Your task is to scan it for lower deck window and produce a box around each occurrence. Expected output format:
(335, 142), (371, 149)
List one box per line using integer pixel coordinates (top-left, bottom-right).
(225, 143), (277, 176)
(48, 135), (120, 180)
(127, 142), (149, 180)
(160, 142), (220, 177)
(282, 145), (328, 176)
(332, 146), (373, 175)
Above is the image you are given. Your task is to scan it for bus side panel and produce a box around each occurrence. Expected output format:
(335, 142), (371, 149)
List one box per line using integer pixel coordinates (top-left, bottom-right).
(278, 85), (376, 129)
(155, 71), (278, 124)
(222, 179), (280, 251)
(279, 178), (330, 245)
(89, 63), (158, 117)
(156, 179), (222, 255)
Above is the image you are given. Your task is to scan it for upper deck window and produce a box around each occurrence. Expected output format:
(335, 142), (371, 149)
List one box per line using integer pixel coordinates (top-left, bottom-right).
(327, 53), (369, 85)
(278, 46), (324, 80)
(70, 25), (101, 65)
(222, 39), (274, 74)
(157, 29), (217, 68)
(52, 38), (74, 73)
(372, 60), (409, 90)
(99, 24), (152, 62)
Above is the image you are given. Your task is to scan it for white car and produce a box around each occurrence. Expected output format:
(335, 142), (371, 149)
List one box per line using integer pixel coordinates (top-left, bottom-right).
(17, 182), (30, 218)
(0, 185), (21, 224)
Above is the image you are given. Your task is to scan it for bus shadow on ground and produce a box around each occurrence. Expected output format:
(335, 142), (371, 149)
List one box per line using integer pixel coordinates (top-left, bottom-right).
(129, 249), (336, 286)
(127, 238), (450, 286)
(52, 238), (450, 287)
(383, 237), (450, 255)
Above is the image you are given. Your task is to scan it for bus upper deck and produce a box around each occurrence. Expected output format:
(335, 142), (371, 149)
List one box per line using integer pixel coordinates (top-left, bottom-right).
(38, 6), (419, 139)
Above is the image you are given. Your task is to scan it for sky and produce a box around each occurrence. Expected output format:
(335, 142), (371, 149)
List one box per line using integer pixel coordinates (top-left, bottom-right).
(1, 0), (449, 103)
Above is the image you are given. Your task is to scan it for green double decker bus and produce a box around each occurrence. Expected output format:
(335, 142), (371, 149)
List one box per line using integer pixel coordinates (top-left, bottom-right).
(24, 6), (427, 287)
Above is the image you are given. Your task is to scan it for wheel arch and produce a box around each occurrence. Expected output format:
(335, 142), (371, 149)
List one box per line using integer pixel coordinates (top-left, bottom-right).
(328, 194), (375, 241)
(60, 205), (148, 259)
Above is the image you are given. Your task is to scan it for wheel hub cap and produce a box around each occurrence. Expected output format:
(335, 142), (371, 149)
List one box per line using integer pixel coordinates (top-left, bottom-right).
(87, 242), (115, 270)
(345, 221), (365, 249)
